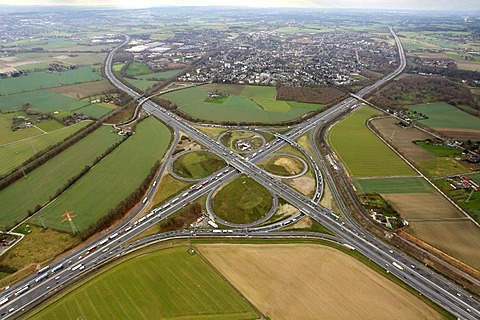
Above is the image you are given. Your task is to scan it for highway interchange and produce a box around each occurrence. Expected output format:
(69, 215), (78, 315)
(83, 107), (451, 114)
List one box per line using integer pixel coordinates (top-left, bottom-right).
(0, 28), (479, 319)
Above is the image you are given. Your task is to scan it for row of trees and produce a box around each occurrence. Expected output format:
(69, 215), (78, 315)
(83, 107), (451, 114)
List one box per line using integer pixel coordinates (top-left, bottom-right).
(22, 138), (127, 223)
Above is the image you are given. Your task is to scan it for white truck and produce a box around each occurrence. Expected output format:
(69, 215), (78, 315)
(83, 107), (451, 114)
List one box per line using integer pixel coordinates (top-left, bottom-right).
(392, 261), (404, 271)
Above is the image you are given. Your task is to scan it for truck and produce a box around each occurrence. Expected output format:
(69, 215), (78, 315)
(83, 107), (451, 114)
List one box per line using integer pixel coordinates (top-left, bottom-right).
(392, 261), (404, 271)
(37, 265), (50, 274)
(207, 220), (219, 228)
(342, 243), (356, 250)
(0, 298), (9, 306)
(50, 264), (63, 274)
(142, 197), (148, 204)
(35, 273), (48, 283)
(14, 285), (29, 296)
(71, 264), (84, 272)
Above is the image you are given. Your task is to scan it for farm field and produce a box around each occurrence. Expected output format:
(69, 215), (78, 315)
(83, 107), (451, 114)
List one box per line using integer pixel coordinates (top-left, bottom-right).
(0, 121), (90, 178)
(240, 85), (277, 100)
(34, 117), (171, 232)
(253, 98), (291, 112)
(124, 78), (158, 91)
(162, 85), (324, 123)
(0, 90), (87, 113)
(136, 69), (181, 80)
(199, 244), (443, 320)
(0, 126), (121, 231)
(328, 106), (416, 177)
(47, 80), (114, 99)
(211, 175), (273, 224)
(35, 119), (64, 132)
(353, 177), (432, 194)
(369, 117), (435, 164)
(125, 61), (151, 77)
(75, 103), (115, 118)
(382, 193), (465, 220)
(172, 151), (226, 179)
(29, 246), (257, 320)
(0, 66), (103, 95)
(406, 220), (480, 270)
(0, 112), (43, 144)
(417, 157), (471, 178)
(0, 52), (107, 73)
(409, 102), (480, 131)
(415, 141), (463, 157)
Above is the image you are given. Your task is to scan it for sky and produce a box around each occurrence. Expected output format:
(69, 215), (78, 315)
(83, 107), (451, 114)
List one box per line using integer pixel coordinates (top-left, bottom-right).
(1, 0), (480, 11)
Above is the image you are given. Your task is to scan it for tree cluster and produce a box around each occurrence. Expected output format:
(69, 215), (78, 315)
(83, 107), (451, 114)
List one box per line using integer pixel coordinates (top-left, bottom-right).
(370, 75), (478, 111)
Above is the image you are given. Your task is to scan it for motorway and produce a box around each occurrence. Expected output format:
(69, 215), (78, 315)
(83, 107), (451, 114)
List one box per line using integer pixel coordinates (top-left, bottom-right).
(1, 28), (479, 319)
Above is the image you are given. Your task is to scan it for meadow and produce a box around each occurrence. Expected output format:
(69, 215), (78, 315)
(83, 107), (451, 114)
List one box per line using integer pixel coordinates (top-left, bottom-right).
(125, 61), (151, 77)
(240, 85), (277, 100)
(409, 102), (480, 131)
(162, 85), (323, 123)
(0, 90), (87, 113)
(29, 246), (257, 320)
(172, 151), (226, 179)
(0, 66), (103, 95)
(35, 117), (171, 232)
(328, 106), (416, 177)
(353, 177), (432, 194)
(124, 78), (158, 91)
(0, 126), (121, 230)
(136, 69), (181, 80)
(0, 121), (90, 178)
(211, 175), (272, 224)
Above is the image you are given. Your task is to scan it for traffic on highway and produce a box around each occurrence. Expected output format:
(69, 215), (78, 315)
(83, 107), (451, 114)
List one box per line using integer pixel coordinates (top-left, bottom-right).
(1, 28), (478, 320)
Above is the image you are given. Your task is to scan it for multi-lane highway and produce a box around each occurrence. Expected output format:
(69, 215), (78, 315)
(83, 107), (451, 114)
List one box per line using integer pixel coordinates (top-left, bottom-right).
(1, 28), (479, 319)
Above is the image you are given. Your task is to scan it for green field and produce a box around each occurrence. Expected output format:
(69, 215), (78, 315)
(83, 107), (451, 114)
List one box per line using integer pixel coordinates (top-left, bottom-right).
(409, 102), (480, 130)
(415, 141), (463, 157)
(29, 246), (257, 320)
(211, 175), (272, 224)
(353, 177), (432, 194)
(0, 121), (90, 178)
(75, 103), (114, 118)
(172, 151), (226, 179)
(125, 61), (151, 77)
(124, 78), (158, 91)
(35, 120), (64, 132)
(0, 126), (121, 230)
(35, 117), (171, 232)
(162, 86), (325, 123)
(0, 66), (103, 95)
(240, 85), (277, 100)
(417, 158), (471, 178)
(0, 112), (43, 144)
(0, 90), (87, 113)
(136, 69), (181, 80)
(253, 98), (291, 112)
(328, 106), (416, 177)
